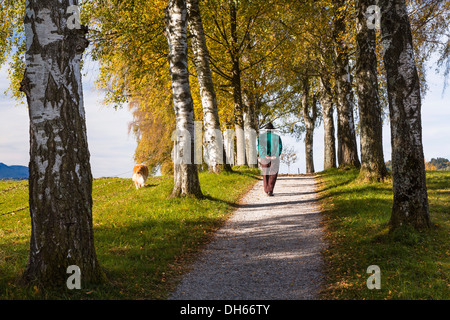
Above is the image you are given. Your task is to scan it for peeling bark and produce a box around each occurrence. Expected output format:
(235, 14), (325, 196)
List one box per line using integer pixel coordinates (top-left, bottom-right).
(355, 0), (388, 182)
(21, 0), (104, 287)
(379, 0), (431, 229)
(165, 0), (202, 198)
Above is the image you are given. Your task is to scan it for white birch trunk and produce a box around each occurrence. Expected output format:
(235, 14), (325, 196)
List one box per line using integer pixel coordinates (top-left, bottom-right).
(165, 0), (202, 197)
(223, 128), (236, 165)
(302, 78), (316, 173)
(243, 90), (258, 167)
(20, 0), (104, 287)
(320, 77), (337, 170)
(187, 0), (230, 173)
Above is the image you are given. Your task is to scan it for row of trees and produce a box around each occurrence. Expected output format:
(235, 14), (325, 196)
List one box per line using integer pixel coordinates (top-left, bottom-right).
(104, 0), (446, 228)
(0, 0), (448, 288)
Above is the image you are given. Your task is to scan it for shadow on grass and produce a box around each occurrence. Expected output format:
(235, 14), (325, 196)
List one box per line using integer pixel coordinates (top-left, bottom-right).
(91, 214), (233, 298)
(222, 168), (261, 181)
(0, 214), (227, 299)
(143, 184), (158, 188)
(201, 194), (239, 208)
(316, 169), (359, 194)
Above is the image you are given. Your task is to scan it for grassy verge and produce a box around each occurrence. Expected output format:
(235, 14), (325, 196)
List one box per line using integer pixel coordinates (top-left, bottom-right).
(316, 168), (449, 300)
(0, 167), (259, 299)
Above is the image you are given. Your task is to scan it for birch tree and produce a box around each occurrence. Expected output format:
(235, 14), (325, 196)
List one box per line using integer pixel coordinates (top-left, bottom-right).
(229, 0), (246, 166)
(186, 0), (230, 173)
(301, 1), (336, 171)
(320, 75), (337, 170)
(20, 0), (104, 287)
(165, 0), (202, 198)
(301, 77), (318, 174)
(379, 0), (431, 229)
(333, 0), (360, 169)
(243, 88), (258, 168)
(355, 0), (388, 181)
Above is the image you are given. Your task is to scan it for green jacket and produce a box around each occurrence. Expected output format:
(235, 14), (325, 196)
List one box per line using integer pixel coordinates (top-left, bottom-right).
(257, 131), (283, 158)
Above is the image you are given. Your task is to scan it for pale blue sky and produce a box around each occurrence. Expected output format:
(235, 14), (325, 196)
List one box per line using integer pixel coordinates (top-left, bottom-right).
(0, 58), (448, 178)
(0, 60), (137, 178)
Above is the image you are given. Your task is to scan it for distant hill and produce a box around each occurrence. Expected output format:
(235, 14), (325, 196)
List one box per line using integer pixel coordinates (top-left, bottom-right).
(0, 163), (29, 180)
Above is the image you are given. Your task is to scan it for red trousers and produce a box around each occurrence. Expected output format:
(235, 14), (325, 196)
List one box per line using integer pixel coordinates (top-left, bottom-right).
(260, 157), (280, 194)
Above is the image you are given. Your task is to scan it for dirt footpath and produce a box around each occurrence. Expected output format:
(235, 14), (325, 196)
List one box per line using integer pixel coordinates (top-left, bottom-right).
(169, 175), (327, 300)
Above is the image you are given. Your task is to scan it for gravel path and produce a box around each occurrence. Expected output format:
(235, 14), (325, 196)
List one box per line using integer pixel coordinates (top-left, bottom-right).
(169, 175), (327, 300)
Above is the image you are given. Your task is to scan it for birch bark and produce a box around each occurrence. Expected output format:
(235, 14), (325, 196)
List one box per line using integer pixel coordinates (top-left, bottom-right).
(230, 0), (246, 166)
(379, 0), (431, 229)
(355, 0), (388, 181)
(242, 42), (258, 168)
(20, 0), (104, 287)
(301, 78), (317, 174)
(320, 76), (337, 170)
(243, 89), (258, 168)
(165, 0), (202, 198)
(187, 0), (230, 173)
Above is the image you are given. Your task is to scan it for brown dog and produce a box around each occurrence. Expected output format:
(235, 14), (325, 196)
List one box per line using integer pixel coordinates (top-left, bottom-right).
(132, 164), (149, 189)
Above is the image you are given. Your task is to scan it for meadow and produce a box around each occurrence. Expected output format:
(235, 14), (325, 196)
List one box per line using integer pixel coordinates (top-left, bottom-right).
(0, 167), (259, 299)
(317, 169), (449, 300)
(0, 168), (448, 300)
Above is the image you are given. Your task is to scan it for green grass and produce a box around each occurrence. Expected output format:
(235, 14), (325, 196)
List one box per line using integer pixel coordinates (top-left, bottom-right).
(317, 168), (449, 300)
(0, 167), (259, 299)
(2, 167), (447, 300)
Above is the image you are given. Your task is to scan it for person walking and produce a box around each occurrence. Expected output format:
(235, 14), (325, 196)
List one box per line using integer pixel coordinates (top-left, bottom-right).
(258, 122), (283, 196)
